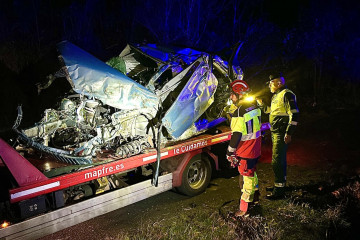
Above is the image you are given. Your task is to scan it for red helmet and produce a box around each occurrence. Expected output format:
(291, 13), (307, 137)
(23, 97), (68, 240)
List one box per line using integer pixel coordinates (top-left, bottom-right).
(230, 80), (250, 95)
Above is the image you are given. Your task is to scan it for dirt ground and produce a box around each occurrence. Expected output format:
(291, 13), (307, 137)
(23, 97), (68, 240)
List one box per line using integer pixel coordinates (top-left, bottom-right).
(38, 109), (360, 239)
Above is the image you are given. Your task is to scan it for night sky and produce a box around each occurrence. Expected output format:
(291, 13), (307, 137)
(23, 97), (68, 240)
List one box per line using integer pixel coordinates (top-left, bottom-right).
(0, 0), (360, 137)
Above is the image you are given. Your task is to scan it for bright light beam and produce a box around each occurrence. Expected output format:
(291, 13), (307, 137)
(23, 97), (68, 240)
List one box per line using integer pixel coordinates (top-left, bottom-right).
(245, 96), (255, 102)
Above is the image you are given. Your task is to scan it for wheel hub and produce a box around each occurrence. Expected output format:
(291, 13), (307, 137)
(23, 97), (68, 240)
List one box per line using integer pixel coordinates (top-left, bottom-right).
(187, 160), (206, 189)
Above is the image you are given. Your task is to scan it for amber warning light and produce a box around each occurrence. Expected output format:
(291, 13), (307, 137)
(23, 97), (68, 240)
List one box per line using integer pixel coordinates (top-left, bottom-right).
(1, 221), (10, 228)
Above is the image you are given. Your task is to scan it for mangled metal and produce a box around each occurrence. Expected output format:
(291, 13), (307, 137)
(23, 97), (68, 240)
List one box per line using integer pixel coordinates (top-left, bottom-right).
(14, 41), (243, 165)
(162, 58), (218, 139)
(58, 42), (159, 111)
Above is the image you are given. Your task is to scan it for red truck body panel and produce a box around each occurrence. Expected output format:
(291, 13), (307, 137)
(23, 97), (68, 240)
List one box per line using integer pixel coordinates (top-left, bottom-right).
(1, 130), (232, 203)
(0, 139), (49, 187)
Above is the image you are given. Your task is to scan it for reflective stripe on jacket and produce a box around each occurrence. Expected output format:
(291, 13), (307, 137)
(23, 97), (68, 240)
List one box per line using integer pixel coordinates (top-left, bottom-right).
(229, 104), (262, 159)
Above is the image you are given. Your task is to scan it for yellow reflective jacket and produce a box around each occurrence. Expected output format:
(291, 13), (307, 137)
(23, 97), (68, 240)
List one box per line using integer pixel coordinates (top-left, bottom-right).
(261, 87), (299, 135)
(228, 102), (262, 158)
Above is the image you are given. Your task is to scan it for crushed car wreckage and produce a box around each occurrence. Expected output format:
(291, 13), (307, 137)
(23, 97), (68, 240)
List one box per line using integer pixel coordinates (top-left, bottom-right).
(13, 41), (244, 165)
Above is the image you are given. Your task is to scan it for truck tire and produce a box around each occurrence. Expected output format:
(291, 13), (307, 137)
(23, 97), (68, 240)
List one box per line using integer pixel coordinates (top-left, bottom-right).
(176, 155), (212, 196)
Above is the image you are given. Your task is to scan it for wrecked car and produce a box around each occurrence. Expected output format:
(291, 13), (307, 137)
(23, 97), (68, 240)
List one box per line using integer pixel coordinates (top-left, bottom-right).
(13, 41), (243, 165)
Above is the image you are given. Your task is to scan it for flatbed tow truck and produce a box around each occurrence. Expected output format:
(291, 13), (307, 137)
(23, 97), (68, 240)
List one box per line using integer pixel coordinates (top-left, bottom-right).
(0, 124), (269, 240)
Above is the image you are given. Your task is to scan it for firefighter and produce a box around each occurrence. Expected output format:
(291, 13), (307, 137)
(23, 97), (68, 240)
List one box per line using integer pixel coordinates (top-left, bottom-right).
(256, 73), (299, 199)
(226, 80), (262, 217)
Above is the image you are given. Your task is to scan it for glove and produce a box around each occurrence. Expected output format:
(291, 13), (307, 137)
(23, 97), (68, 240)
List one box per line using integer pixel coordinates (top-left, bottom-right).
(256, 98), (264, 106)
(223, 105), (230, 113)
(221, 106), (231, 118)
(226, 154), (239, 168)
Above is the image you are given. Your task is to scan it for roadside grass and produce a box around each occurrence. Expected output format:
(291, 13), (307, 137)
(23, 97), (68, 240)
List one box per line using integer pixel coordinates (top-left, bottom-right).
(114, 203), (281, 240)
(112, 172), (359, 240)
(324, 179), (360, 239)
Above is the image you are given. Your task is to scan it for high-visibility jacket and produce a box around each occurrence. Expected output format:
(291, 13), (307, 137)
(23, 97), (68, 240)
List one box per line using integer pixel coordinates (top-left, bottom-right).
(228, 102), (262, 159)
(262, 87), (299, 135)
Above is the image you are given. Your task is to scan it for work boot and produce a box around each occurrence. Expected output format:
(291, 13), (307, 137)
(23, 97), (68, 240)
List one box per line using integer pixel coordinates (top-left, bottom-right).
(235, 209), (248, 217)
(266, 187), (285, 200)
(235, 200), (249, 217)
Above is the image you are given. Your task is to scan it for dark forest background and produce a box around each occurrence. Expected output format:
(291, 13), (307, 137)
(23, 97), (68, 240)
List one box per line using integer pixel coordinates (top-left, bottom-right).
(0, 0), (360, 138)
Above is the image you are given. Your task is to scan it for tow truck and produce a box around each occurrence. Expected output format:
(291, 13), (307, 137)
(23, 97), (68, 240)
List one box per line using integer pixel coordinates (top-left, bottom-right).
(0, 123), (274, 240)
(0, 41), (270, 239)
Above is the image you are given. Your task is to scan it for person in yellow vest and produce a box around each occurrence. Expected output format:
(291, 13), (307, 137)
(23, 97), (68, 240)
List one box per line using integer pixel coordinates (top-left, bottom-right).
(226, 80), (262, 216)
(256, 73), (299, 199)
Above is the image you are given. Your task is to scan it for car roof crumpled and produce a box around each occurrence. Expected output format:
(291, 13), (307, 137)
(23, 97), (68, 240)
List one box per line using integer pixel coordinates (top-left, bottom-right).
(57, 41), (159, 111)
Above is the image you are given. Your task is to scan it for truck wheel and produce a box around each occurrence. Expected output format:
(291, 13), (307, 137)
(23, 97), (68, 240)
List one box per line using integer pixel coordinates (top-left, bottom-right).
(176, 155), (212, 196)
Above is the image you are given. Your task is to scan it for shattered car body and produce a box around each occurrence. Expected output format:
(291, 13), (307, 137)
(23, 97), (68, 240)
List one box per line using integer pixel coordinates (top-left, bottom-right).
(14, 41), (243, 165)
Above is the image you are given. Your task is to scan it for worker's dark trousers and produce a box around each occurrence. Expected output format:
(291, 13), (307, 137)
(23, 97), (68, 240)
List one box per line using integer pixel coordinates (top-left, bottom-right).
(271, 132), (288, 185)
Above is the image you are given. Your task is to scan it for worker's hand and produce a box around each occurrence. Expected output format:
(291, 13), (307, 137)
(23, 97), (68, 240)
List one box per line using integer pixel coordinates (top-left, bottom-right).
(256, 98), (263, 106)
(223, 105), (230, 113)
(221, 106), (230, 118)
(226, 154), (239, 168)
(284, 134), (292, 144)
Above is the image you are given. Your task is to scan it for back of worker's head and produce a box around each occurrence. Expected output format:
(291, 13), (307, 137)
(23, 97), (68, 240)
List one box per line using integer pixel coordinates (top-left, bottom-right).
(230, 80), (251, 98)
